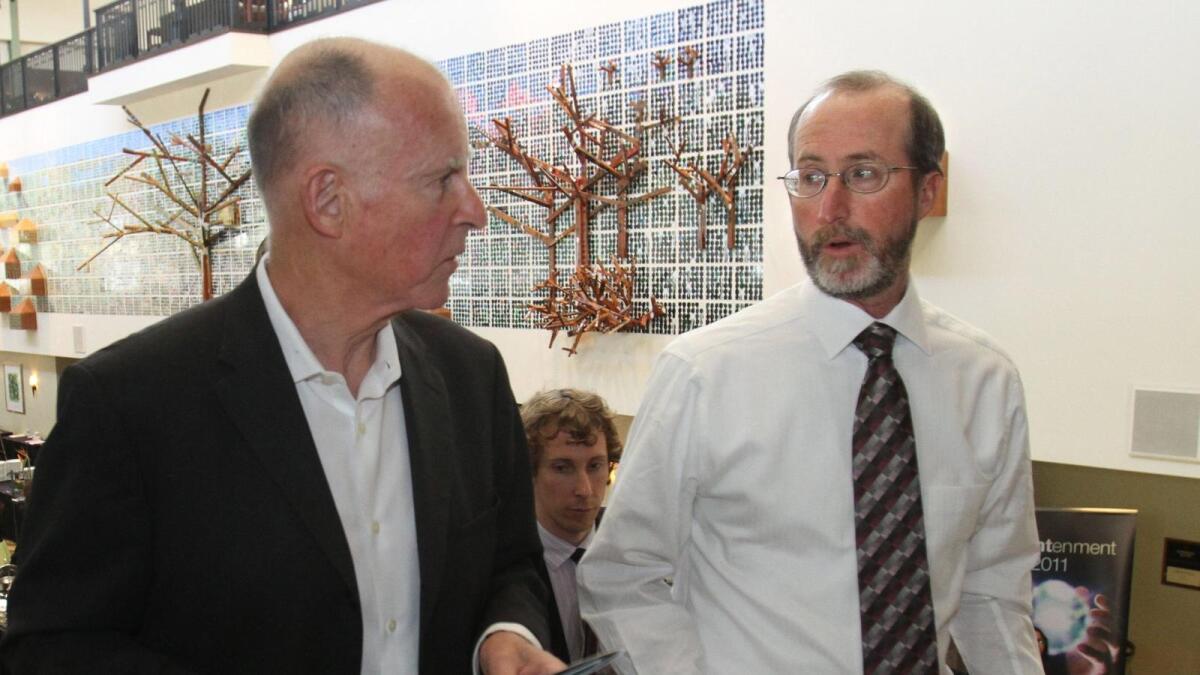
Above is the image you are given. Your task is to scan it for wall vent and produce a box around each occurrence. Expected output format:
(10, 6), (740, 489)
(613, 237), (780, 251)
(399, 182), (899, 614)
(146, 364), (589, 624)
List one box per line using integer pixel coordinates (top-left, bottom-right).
(1130, 388), (1200, 463)
(72, 325), (86, 354)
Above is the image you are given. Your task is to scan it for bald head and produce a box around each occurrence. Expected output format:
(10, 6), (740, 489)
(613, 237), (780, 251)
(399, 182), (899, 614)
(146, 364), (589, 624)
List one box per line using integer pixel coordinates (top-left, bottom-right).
(786, 70), (944, 175)
(246, 38), (482, 320)
(247, 38), (453, 208)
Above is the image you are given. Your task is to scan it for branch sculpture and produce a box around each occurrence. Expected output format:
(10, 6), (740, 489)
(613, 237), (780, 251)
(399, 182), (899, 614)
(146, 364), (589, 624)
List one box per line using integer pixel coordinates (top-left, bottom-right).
(478, 64), (672, 354)
(679, 45), (702, 78)
(651, 52), (673, 81)
(667, 131), (751, 249)
(528, 257), (664, 355)
(599, 60), (620, 88)
(80, 88), (252, 301)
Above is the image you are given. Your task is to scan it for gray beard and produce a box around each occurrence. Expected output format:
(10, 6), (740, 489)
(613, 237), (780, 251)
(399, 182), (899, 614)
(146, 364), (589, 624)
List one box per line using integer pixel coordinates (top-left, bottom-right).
(797, 220), (917, 301)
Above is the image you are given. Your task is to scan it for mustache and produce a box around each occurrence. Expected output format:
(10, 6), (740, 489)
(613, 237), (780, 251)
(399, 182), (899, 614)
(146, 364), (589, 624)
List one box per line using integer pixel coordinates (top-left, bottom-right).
(811, 223), (875, 251)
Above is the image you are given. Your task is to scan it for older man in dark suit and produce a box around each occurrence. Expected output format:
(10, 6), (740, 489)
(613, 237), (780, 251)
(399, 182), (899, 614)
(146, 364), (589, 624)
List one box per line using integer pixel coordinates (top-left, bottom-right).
(1, 38), (565, 675)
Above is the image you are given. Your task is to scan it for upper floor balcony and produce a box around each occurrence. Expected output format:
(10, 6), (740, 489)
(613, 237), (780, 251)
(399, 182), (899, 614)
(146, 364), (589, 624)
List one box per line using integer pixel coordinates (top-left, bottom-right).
(0, 0), (380, 118)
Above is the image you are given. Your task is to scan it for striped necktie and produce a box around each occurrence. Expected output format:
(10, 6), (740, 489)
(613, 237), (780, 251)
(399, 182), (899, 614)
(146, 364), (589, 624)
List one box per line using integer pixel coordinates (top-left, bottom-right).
(852, 322), (939, 673)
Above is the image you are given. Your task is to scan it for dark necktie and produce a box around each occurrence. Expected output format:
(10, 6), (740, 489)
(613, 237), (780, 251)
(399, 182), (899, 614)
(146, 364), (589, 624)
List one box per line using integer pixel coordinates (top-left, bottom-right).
(852, 323), (939, 673)
(569, 547), (598, 657)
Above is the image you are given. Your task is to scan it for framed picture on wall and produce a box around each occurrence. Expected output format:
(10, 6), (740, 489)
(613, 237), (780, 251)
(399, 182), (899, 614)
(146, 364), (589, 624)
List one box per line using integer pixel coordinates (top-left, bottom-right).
(4, 364), (24, 414)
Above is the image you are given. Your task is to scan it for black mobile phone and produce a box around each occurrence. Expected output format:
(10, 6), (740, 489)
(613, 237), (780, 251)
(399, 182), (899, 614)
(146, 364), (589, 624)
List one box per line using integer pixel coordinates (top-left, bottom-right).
(553, 649), (626, 675)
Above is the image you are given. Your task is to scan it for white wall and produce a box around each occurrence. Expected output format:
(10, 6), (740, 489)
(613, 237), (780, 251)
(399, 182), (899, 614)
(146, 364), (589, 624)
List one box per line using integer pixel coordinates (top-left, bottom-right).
(1, 0), (1199, 480)
(0, 350), (59, 436)
(760, 1), (1200, 480)
(0, 0), (90, 45)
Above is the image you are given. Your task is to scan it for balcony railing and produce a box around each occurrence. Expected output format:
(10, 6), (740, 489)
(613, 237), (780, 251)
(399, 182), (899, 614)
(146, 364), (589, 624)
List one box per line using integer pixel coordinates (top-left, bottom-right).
(0, 0), (383, 119)
(95, 0), (271, 71)
(0, 30), (94, 117)
(271, 0), (381, 27)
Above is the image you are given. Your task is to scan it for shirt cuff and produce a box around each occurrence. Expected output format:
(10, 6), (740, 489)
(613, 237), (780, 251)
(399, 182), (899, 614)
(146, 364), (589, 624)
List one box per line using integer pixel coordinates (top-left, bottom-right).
(472, 623), (543, 675)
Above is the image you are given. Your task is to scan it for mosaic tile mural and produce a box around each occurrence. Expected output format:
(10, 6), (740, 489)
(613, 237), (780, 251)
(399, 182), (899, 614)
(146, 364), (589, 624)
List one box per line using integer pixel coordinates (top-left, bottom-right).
(0, 0), (763, 336)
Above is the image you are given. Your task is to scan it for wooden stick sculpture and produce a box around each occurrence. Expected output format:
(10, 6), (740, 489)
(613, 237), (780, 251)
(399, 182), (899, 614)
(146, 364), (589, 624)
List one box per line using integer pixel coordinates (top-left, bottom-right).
(527, 256), (664, 355)
(651, 52), (673, 81)
(599, 60), (620, 88)
(679, 46), (702, 78)
(478, 64), (673, 354)
(666, 136), (711, 249)
(667, 131), (751, 249)
(81, 88), (252, 301)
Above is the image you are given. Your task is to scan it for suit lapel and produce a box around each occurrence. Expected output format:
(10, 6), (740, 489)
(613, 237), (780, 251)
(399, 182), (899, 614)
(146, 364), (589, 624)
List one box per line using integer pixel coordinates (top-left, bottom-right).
(210, 282), (457, 640)
(212, 273), (358, 595)
(392, 315), (452, 637)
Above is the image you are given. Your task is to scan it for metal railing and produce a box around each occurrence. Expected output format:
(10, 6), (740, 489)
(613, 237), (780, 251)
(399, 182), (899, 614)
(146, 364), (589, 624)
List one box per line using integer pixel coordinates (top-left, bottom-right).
(95, 0), (271, 72)
(270, 0), (379, 29)
(0, 30), (94, 117)
(93, 0), (384, 71)
(0, 0), (383, 119)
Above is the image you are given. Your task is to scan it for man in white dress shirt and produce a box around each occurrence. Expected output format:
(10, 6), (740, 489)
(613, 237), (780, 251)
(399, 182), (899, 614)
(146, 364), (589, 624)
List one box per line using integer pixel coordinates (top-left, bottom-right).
(521, 389), (623, 664)
(578, 71), (1043, 674)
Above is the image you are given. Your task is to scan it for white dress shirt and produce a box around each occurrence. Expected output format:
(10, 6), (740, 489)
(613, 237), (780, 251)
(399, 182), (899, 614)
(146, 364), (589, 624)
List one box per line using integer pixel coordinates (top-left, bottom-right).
(578, 280), (1043, 674)
(538, 524), (595, 661)
(258, 260), (420, 674)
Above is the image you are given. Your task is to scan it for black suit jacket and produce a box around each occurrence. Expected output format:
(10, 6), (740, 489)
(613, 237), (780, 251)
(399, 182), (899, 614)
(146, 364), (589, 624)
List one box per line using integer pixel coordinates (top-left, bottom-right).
(1, 272), (552, 674)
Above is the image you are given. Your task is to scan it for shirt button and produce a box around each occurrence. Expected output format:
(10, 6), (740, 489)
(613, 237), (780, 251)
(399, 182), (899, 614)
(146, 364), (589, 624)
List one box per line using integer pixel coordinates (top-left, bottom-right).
(387, 619), (397, 632)
(357, 422), (367, 436)
(371, 521), (380, 535)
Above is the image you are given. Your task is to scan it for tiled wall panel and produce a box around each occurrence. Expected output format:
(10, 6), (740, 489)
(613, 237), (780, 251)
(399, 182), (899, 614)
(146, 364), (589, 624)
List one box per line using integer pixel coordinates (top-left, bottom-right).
(2, 0), (763, 337)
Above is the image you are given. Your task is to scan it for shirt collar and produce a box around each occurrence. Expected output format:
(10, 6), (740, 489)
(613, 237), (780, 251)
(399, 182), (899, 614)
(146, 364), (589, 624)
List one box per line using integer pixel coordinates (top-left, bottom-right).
(537, 522), (595, 569)
(801, 277), (931, 360)
(257, 256), (403, 392)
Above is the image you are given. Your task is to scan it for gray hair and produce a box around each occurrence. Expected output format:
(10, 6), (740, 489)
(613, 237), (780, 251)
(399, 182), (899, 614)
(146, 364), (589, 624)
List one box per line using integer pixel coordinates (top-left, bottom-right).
(247, 39), (378, 199)
(786, 70), (944, 175)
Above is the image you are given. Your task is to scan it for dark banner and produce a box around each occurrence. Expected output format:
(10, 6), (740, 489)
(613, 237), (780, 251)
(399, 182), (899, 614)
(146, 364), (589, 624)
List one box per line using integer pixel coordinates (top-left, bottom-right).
(1032, 508), (1136, 675)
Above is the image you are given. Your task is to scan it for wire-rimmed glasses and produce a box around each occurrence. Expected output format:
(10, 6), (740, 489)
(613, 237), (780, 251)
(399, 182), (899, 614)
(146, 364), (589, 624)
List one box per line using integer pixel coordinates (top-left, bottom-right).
(777, 162), (919, 198)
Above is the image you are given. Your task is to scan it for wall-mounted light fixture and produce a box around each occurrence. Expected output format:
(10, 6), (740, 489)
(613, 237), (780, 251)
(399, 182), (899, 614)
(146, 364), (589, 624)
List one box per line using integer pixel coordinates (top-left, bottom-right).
(28, 371), (38, 398)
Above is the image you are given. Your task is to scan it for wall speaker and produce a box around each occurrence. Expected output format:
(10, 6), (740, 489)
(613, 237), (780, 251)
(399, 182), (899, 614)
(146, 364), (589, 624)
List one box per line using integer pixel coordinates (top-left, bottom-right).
(1130, 388), (1200, 463)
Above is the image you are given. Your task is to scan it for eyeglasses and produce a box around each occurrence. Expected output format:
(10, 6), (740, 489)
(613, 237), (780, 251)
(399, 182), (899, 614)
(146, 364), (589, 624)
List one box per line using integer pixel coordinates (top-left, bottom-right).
(777, 162), (919, 198)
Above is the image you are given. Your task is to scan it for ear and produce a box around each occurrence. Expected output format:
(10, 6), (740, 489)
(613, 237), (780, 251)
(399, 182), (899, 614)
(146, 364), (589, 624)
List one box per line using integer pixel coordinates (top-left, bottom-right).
(915, 170), (944, 220)
(299, 166), (349, 239)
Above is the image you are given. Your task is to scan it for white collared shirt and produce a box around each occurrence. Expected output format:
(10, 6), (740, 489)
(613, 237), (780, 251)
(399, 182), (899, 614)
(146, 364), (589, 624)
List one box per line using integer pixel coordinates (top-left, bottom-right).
(257, 259), (420, 674)
(579, 280), (1042, 674)
(538, 524), (594, 661)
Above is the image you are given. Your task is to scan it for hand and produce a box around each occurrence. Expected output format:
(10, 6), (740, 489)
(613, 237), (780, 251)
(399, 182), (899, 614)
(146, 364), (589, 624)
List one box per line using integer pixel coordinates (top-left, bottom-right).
(1066, 590), (1119, 675)
(480, 630), (568, 675)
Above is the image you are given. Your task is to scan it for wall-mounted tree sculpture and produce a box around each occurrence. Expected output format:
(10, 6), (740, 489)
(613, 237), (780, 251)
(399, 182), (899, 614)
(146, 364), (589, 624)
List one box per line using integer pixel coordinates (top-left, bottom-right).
(668, 131), (751, 250)
(480, 64), (672, 355)
(473, 48), (758, 354)
(80, 88), (251, 301)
